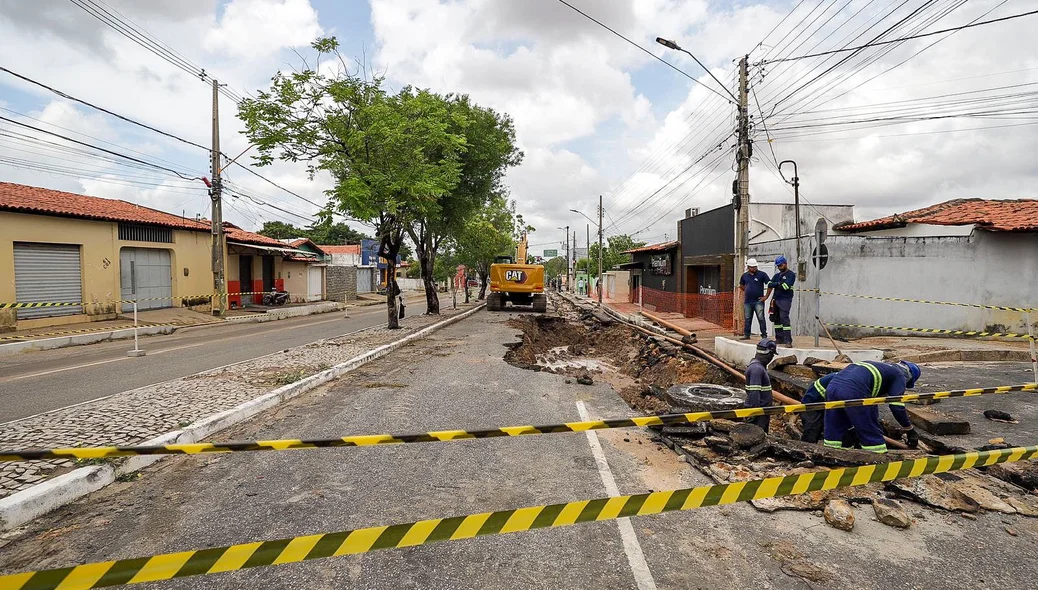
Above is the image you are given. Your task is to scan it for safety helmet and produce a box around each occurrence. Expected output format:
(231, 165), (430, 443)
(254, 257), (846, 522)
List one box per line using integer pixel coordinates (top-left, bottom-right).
(746, 258), (758, 267)
(775, 255), (788, 266)
(898, 360), (921, 388)
(756, 338), (778, 356)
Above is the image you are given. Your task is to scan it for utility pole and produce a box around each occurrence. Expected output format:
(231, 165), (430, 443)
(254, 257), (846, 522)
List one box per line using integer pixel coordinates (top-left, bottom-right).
(564, 224), (570, 291)
(598, 194), (604, 307)
(210, 79), (225, 316)
(780, 160), (803, 280)
(733, 55), (750, 332)
(571, 230), (577, 292)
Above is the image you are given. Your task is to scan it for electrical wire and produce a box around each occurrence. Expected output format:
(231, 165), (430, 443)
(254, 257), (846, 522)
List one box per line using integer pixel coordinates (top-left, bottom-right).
(765, 8), (1038, 62)
(0, 66), (209, 152)
(552, 0), (734, 104)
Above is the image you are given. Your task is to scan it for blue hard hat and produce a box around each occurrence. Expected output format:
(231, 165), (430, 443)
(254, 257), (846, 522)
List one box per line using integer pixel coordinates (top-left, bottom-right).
(756, 338), (777, 356)
(775, 255), (788, 266)
(898, 360), (921, 388)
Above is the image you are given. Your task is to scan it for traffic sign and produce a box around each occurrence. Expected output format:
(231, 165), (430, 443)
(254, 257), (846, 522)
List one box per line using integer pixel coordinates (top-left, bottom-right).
(543, 249), (558, 258)
(812, 244), (829, 269)
(815, 218), (827, 244)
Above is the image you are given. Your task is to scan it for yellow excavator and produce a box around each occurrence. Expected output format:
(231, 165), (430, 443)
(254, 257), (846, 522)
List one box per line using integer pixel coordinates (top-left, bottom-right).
(487, 231), (546, 312)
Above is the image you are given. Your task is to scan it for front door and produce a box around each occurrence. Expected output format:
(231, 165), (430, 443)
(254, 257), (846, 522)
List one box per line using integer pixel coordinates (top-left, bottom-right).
(239, 255), (253, 306)
(262, 256), (275, 292)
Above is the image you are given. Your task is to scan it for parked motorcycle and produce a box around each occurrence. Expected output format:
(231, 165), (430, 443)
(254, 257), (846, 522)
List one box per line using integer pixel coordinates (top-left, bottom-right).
(262, 289), (289, 306)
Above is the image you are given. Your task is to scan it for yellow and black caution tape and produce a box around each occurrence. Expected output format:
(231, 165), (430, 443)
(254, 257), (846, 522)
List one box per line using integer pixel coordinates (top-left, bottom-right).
(828, 322), (1034, 339)
(3, 384), (1034, 462)
(798, 289), (1034, 313)
(0, 323), (165, 342)
(3, 445), (1036, 589)
(0, 294), (215, 310)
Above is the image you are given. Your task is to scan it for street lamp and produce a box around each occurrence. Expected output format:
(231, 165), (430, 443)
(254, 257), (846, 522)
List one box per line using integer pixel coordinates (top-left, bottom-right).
(571, 201), (603, 307)
(556, 225), (570, 292)
(655, 37), (738, 103)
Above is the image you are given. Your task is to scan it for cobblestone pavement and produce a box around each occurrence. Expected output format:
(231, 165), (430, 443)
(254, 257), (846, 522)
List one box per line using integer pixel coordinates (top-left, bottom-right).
(0, 303), (479, 498)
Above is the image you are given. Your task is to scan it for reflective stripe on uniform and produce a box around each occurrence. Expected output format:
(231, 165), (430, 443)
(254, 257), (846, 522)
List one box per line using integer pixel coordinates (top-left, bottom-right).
(813, 381), (827, 400)
(861, 443), (888, 453)
(823, 439), (843, 448)
(855, 362), (883, 397)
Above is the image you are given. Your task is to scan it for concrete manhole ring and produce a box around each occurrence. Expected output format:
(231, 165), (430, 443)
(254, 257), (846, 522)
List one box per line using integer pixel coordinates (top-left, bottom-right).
(665, 383), (746, 412)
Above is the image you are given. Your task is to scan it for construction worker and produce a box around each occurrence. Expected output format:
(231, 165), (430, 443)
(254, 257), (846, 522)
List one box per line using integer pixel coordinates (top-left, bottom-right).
(744, 338), (777, 432)
(800, 373), (834, 444)
(761, 255), (796, 346)
(738, 258), (770, 340)
(823, 360), (922, 453)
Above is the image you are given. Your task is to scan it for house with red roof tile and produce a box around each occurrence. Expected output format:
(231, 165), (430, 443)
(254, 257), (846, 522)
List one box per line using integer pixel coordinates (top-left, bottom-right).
(747, 197), (1038, 339)
(0, 182), (326, 330)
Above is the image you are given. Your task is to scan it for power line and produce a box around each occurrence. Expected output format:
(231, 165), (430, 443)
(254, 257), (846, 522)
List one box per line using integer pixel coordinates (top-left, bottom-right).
(0, 65), (209, 152)
(0, 115), (203, 181)
(764, 8), (1038, 63)
(553, 0), (735, 104)
(225, 161), (325, 209)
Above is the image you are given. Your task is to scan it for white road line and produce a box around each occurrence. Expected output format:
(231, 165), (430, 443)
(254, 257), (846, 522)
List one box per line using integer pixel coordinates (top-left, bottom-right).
(575, 400), (658, 590)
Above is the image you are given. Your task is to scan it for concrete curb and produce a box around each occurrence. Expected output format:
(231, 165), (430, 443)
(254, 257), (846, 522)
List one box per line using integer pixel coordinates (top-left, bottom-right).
(224, 302), (344, 324)
(0, 325), (177, 357)
(0, 303), (484, 531)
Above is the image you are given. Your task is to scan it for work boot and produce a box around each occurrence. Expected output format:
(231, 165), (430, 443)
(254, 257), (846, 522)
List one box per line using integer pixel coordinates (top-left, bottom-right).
(740, 335), (751, 340)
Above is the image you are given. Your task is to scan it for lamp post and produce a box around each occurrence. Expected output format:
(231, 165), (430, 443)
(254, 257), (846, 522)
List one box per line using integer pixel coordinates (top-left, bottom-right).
(571, 205), (603, 307)
(557, 225), (570, 291)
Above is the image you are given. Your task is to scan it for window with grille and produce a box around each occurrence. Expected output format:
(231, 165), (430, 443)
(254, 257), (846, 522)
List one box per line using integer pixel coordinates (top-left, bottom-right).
(118, 223), (173, 243)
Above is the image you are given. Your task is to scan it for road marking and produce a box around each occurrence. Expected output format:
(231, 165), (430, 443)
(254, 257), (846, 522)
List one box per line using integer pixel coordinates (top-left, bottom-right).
(575, 400), (657, 590)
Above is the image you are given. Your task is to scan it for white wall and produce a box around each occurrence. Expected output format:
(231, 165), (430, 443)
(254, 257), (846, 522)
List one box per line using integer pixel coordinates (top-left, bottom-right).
(604, 271), (631, 302)
(751, 230), (1038, 338)
(396, 277), (423, 291)
(329, 252), (362, 266)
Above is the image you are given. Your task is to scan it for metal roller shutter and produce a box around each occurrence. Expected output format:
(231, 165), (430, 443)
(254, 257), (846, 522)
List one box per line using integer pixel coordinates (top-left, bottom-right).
(14, 242), (83, 319)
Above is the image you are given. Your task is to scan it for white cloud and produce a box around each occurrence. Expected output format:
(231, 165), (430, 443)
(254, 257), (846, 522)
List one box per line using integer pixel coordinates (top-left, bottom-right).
(204, 0), (323, 59)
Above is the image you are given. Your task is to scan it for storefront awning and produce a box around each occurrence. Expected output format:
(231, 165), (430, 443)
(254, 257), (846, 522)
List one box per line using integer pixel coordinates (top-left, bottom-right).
(227, 241), (319, 258)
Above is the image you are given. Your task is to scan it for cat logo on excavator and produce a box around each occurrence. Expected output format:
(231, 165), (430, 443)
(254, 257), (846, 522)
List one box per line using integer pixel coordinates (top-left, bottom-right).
(505, 270), (527, 283)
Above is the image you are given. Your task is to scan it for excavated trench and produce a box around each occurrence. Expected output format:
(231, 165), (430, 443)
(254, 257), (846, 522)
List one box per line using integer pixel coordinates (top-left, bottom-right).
(503, 298), (1038, 521)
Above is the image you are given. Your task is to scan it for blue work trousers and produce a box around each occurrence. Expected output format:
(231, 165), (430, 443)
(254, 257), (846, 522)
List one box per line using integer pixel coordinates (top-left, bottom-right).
(822, 390), (888, 453)
(743, 301), (766, 338)
(774, 298), (793, 344)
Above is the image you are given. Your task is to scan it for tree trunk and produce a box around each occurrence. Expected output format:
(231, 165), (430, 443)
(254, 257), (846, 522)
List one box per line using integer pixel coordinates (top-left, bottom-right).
(419, 253), (439, 315)
(478, 268), (489, 300)
(385, 263), (400, 329)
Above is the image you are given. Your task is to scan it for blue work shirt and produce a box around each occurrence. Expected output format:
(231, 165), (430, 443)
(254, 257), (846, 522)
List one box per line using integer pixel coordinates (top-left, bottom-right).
(740, 270), (770, 303)
(768, 269), (797, 300)
(826, 361), (913, 427)
(802, 373), (835, 404)
(745, 359), (773, 408)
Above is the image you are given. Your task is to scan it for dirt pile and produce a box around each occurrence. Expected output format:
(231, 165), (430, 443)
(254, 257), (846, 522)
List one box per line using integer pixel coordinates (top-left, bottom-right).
(504, 314), (738, 414)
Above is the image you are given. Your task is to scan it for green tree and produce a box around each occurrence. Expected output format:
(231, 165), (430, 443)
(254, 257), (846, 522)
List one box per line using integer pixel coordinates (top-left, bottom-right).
(543, 256), (567, 279)
(239, 37), (464, 328)
(454, 194), (515, 300)
(257, 220), (371, 244)
(586, 234), (644, 277)
(407, 95), (522, 315)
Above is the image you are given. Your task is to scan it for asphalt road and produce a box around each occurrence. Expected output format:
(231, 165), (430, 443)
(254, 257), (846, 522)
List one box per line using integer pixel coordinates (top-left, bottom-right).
(0, 301), (425, 423)
(1, 311), (1036, 588)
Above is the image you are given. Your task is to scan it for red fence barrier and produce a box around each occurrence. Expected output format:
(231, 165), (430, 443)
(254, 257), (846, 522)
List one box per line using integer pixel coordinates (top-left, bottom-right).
(636, 286), (734, 329)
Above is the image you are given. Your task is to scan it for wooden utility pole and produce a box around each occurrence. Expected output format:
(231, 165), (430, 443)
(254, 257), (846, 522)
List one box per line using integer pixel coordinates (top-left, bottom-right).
(210, 79), (225, 316)
(572, 230), (577, 292)
(733, 56), (750, 332)
(564, 224), (570, 291)
(597, 194), (603, 307)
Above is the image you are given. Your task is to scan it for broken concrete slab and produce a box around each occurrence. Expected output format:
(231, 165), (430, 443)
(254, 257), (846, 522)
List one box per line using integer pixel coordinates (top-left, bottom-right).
(824, 499), (855, 531)
(906, 406), (971, 435)
(730, 423), (767, 448)
(872, 498), (912, 528)
(803, 356), (826, 366)
(769, 355), (798, 369)
(1006, 497), (1038, 517)
(810, 360), (849, 375)
(782, 365), (819, 380)
(890, 475), (981, 512)
(985, 462), (1038, 491)
(660, 423), (708, 438)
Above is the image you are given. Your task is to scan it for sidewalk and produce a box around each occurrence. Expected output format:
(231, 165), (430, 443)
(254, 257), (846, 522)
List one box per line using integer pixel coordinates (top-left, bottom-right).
(0, 303), (480, 499)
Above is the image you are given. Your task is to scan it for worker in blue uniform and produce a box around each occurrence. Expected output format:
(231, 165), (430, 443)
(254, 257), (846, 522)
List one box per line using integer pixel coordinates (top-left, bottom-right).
(800, 373), (834, 443)
(761, 255), (796, 346)
(744, 338), (777, 432)
(823, 360), (922, 453)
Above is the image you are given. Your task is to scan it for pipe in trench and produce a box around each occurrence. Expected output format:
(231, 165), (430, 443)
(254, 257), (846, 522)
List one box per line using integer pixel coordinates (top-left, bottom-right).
(624, 315), (909, 450)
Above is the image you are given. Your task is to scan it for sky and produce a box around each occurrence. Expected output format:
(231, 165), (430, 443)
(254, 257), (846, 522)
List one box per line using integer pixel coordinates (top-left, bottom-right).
(1, 0), (1036, 257)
